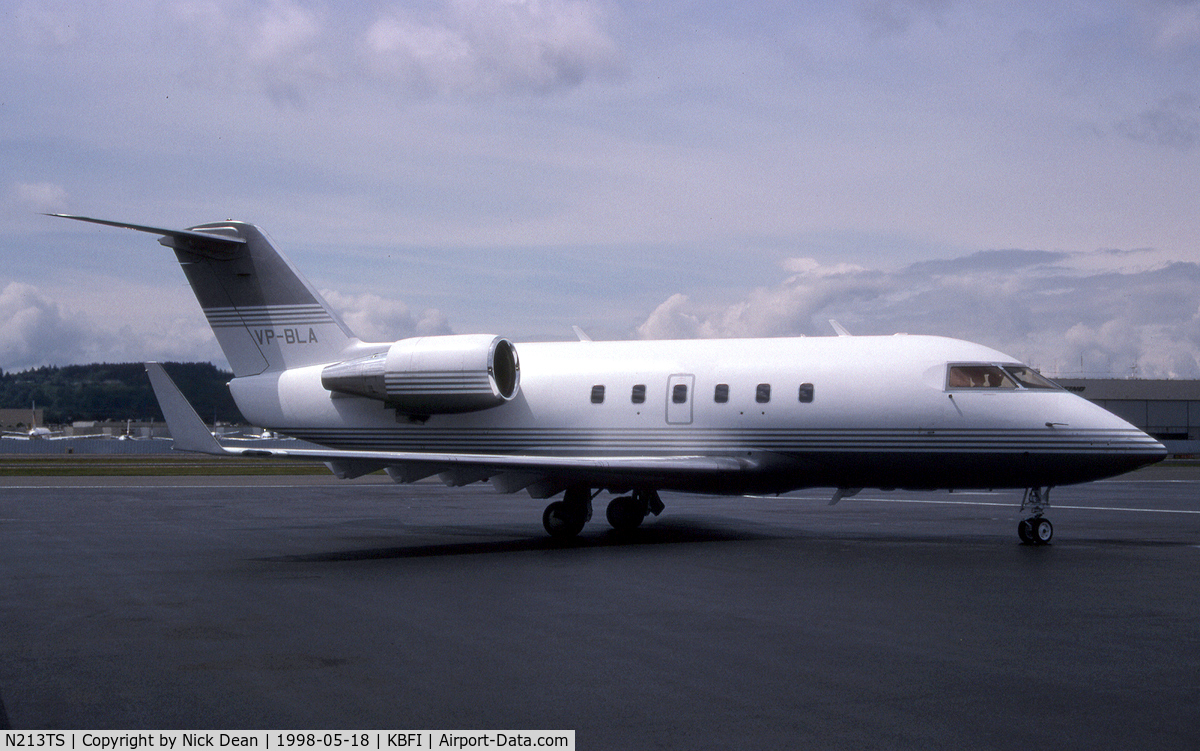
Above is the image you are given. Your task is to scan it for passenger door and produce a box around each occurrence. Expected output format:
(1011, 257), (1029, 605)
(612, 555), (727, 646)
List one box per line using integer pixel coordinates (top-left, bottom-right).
(666, 374), (695, 424)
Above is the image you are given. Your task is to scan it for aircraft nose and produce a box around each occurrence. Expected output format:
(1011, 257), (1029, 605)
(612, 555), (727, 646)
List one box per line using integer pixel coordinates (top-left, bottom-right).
(1097, 417), (1168, 474)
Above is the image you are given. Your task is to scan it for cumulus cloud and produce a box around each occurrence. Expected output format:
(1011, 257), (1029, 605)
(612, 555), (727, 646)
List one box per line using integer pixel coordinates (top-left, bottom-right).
(1, 282), (92, 369)
(322, 290), (452, 342)
(636, 251), (1200, 379)
(0, 281), (225, 371)
(361, 0), (625, 95)
(167, 0), (334, 108)
(160, 0), (623, 104)
(638, 258), (886, 340)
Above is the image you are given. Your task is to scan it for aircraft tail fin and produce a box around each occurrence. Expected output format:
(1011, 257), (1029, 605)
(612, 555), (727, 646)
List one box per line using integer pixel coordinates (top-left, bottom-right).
(52, 214), (357, 377)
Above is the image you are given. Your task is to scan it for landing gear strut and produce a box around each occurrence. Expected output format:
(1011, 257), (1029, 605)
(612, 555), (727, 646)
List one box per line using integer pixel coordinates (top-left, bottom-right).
(1018, 486), (1054, 545)
(542, 486), (594, 538)
(605, 489), (665, 532)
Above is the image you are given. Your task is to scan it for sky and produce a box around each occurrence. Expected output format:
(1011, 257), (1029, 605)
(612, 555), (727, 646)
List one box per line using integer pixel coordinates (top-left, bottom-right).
(2, 0), (1199, 378)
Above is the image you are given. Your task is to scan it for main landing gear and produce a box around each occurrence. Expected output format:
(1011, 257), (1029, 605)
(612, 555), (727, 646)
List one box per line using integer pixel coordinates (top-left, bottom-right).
(542, 488), (665, 538)
(1017, 486), (1054, 545)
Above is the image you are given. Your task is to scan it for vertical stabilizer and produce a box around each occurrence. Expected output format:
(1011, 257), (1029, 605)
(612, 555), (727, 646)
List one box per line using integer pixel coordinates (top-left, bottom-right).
(166, 222), (354, 376)
(51, 215), (357, 377)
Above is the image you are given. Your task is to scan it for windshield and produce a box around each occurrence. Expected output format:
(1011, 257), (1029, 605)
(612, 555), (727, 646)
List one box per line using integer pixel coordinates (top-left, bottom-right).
(946, 363), (1061, 391)
(1003, 365), (1059, 389)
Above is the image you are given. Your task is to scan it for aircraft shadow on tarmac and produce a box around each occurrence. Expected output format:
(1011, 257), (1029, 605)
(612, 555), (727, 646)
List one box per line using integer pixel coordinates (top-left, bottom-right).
(258, 518), (779, 563)
(256, 520), (1197, 564)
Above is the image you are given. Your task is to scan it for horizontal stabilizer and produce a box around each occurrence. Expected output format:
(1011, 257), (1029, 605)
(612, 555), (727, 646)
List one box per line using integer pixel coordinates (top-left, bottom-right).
(49, 214), (246, 257)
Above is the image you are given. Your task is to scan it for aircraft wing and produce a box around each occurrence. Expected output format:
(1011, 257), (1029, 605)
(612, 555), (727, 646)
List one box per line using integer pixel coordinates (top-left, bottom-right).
(145, 363), (756, 492)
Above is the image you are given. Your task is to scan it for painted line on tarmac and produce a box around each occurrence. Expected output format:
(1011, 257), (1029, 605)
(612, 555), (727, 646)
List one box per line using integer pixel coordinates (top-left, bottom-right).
(851, 496), (1200, 514)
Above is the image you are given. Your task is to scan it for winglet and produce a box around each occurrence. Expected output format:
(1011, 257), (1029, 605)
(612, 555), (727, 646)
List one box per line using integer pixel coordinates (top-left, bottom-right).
(829, 319), (852, 337)
(144, 363), (229, 455)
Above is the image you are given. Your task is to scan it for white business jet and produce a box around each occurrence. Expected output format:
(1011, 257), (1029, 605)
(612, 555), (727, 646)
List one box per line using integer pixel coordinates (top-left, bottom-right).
(2, 426), (66, 440)
(52, 214), (1167, 543)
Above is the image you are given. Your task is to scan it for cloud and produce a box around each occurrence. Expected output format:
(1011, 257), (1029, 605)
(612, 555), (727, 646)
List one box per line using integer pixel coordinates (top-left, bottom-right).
(636, 293), (705, 340)
(638, 258), (887, 340)
(166, 0), (334, 108)
(1115, 93), (1200, 151)
(635, 251), (1200, 379)
(321, 290), (452, 342)
(1, 281), (223, 372)
(156, 0), (623, 106)
(361, 0), (625, 95)
(1, 282), (92, 369)
(860, 0), (952, 37)
(9, 182), (68, 214)
(1148, 3), (1200, 51)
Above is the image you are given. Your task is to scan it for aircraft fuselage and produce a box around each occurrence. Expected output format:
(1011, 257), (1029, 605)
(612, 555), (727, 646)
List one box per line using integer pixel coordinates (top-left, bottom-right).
(229, 334), (1165, 495)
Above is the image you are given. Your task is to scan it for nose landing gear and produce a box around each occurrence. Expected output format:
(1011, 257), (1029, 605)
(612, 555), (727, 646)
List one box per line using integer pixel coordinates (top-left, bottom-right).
(1018, 486), (1054, 545)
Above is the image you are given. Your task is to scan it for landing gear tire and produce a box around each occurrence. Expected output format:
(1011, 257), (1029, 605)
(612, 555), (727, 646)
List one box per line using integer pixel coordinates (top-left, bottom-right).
(542, 486), (593, 538)
(1018, 516), (1053, 545)
(606, 495), (647, 532)
(543, 501), (587, 538)
(1019, 487), (1054, 545)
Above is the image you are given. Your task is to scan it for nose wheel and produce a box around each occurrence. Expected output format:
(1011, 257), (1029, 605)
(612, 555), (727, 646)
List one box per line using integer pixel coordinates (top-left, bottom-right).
(1017, 516), (1053, 545)
(1018, 487), (1054, 545)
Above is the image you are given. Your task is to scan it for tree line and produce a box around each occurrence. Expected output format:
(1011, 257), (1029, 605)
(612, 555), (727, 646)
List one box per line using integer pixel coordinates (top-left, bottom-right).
(0, 362), (245, 425)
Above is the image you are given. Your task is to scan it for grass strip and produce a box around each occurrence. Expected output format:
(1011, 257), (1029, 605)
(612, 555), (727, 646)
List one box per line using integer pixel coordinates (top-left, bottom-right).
(0, 455), (330, 476)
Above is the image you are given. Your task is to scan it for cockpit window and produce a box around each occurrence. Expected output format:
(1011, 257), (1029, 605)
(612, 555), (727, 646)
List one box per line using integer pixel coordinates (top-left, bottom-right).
(1002, 366), (1059, 389)
(946, 364), (1060, 390)
(948, 365), (1017, 389)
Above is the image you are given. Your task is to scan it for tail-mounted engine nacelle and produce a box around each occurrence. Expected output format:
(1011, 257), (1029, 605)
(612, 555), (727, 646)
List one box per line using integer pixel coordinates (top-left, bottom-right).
(320, 334), (520, 415)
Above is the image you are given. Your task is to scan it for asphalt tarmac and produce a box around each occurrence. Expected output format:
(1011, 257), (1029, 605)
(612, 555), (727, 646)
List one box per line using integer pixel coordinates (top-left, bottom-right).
(1, 467), (1197, 749)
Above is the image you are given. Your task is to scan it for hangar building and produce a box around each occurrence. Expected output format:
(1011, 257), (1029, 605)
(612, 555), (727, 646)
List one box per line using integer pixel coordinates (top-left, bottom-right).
(1055, 379), (1200, 457)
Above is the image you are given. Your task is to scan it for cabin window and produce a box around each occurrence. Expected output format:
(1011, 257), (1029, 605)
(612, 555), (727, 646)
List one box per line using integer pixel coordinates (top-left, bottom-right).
(631, 384), (646, 404)
(591, 385), (606, 403)
(672, 383), (688, 404)
(799, 383), (814, 403)
(714, 384), (729, 403)
(756, 384), (771, 403)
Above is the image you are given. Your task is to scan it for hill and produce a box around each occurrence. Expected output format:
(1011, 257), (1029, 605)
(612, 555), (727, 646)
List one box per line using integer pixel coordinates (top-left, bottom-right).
(0, 362), (245, 425)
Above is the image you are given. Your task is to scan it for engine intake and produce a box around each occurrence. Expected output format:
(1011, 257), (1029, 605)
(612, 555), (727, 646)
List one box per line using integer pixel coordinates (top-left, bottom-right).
(321, 334), (520, 415)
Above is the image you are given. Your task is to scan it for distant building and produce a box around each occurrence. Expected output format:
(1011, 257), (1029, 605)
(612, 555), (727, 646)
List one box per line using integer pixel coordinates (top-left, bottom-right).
(64, 420), (170, 439)
(0, 408), (44, 430)
(1055, 379), (1200, 456)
